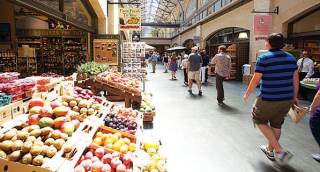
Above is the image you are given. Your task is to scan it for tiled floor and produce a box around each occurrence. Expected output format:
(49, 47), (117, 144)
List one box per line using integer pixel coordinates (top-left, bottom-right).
(144, 64), (319, 172)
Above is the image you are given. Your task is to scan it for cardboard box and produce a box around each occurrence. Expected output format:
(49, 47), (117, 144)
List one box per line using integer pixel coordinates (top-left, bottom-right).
(0, 105), (12, 125)
(22, 99), (31, 114)
(11, 100), (23, 119)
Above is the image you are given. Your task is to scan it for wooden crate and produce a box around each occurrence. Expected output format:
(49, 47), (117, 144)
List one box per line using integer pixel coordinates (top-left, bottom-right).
(0, 105), (12, 125)
(0, 158), (52, 172)
(143, 112), (155, 122)
(11, 100), (24, 119)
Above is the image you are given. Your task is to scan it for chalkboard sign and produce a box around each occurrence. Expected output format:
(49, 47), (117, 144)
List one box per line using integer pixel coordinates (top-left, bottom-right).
(0, 23), (11, 42)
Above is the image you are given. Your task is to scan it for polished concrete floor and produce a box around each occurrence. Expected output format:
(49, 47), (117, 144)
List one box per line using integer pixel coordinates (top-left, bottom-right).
(144, 65), (320, 172)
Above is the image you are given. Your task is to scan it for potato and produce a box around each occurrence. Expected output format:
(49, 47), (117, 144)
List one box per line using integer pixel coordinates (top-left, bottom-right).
(33, 140), (44, 147)
(44, 138), (55, 146)
(51, 130), (61, 139)
(0, 133), (4, 141)
(30, 129), (41, 137)
(30, 145), (43, 156)
(53, 139), (65, 150)
(10, 136), (17, 142)
(0, 150), (7, 159)
(21, 141), (33, 153)
(28, 125), (40, 132)
(4, 130), (16, 140)
(21, 153), (32, 164)
(8, 150), (21, 162)
(41, 145), (49, 156)
(41, 127), (53, 136)
(63, 144), (73, 153)
(26, 136), (37, 143)
(11, 140), (24, 151)
(32, 155), (44, 166)
(17, 131), (29, 141)
(60, 133), (68, 141)
(46, 146), (57, 158)
(0, 140), (14, 152)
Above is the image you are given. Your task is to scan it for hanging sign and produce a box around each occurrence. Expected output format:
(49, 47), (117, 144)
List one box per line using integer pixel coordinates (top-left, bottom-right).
(119, 7), (141, 31)
(93, 39), (119, 65)
(254, 15), (272, 40)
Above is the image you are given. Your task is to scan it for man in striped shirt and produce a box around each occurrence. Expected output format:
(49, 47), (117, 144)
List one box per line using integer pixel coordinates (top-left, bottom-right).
(243, 33), (299, 165)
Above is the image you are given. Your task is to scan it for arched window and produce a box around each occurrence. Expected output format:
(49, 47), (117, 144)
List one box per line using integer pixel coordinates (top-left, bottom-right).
(186, 0), (197, 18)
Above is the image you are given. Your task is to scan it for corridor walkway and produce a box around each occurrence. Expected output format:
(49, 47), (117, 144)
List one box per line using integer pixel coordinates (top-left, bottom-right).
(145, 65), (319, 172)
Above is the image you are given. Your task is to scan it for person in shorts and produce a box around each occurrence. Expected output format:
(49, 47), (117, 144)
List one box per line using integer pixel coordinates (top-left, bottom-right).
(243, 33), (299, 164)
(187, 46), (203, 96)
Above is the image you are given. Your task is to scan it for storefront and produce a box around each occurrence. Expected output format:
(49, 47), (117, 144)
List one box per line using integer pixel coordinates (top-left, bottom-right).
(0, 0), (98, 76)
(206, 27), (250, 80)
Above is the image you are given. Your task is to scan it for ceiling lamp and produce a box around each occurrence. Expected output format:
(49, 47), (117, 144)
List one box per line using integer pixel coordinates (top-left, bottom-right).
(238, 32), (248, 39)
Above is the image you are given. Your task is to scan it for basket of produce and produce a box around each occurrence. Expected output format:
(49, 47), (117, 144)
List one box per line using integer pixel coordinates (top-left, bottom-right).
(139, 93), (156, 122)
(77, 62), (109, 79)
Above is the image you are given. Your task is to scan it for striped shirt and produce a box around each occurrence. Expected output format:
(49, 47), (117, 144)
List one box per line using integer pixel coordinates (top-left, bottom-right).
(255, 49), (297, 101)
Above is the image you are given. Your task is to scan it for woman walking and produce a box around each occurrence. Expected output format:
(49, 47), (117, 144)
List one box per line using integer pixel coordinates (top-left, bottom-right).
(309, 82), (320, 162)
(170, 54), (178, 80)
(182, 54), (189, 85)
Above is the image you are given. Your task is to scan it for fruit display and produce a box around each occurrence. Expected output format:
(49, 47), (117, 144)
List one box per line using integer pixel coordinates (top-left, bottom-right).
(135, 139), (167, 172)
(97, 72), (141, 95)
(0, 72), (20, 83)
(73, 87), (105, 103)
(91, 130), (137, 155)
(104, 106), (138, 135)
(0, 125), (74, 166)
(139, 93), (155, 114)
(77, 62), (109, 76)
(74, 148), (133, 172)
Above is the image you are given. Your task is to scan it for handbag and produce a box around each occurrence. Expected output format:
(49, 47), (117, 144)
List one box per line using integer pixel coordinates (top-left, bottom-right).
(288, 104), (308, 123)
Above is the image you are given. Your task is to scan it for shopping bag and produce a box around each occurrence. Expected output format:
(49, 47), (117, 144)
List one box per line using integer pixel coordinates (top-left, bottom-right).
(288, 104), (308, 123)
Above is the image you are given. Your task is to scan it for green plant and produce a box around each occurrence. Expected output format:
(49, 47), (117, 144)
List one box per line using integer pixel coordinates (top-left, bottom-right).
(77, 62), (109, 75)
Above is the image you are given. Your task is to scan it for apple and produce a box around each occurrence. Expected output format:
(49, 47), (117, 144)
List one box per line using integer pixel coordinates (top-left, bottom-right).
(53, 117), (68, 129)
(39, 106), (53, 117)
(101, 164), (111, 172)
(91, 156), (100, 163)
(95, 147), (105, 159)
(116, 164), (126, 172)
(111, 158), (121, 169)
(123, 154), (131, 168)
(102, 154), (112, 164)
(112, 152), (120, 158)
(61, 122), (75, 136)
(85, 151), (93, 160)
(92, 161), (103, 172)
(74, 165), (85, 172)
(29, 106), (42, 115)
(50, 101), (62, 109)
(28, 114), (39, 125)
(81, 159), (92, 171)
(29, 98), (44, 109)
(72, 119), (80, 129)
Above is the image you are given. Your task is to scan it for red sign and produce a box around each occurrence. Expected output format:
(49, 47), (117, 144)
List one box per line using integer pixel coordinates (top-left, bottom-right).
(254, 15), (272, 40)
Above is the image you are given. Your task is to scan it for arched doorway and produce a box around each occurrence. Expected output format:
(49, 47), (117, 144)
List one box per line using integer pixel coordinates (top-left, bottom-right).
(205, 27), (250, 80)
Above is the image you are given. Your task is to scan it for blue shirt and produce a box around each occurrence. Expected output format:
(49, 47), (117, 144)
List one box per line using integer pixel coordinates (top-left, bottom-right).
(255, 49), (297, 101)
(149, 54), (158, 62)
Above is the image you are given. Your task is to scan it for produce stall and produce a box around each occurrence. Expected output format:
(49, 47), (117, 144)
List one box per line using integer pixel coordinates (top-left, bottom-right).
(300, 78), (319, 100)
(0, 72), (166, 172)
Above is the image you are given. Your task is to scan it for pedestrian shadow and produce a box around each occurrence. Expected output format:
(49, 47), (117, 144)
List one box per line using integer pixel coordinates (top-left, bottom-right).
(217, 103), (240, 113)
(255, 161), (298, 172)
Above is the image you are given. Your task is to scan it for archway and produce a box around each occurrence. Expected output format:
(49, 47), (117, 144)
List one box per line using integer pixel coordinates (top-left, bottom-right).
(205, 27), (250, 80)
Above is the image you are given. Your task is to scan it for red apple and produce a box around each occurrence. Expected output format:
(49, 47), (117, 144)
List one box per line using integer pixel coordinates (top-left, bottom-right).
(81, 159), (92, 171)
(123, 154), (131, 168)
(61, 122), (75, 136)
(72, 119), (80, 129)
(111, 158), (121, 169)
(116, 164), (126, 172)
(101, 164), (111, 172)
(28, 114), (39, 125)
(91, 156), (100, 163)
(95, 147), (105, 159)
(74, 165), (85, 172)
(29, 98), (44, 109)
(39, 106), (53, 117)
(85, 151), (93, 160)
(92, 161), (103, 172)
(50, 101), (62, 109)
(102, 154), (112, 164)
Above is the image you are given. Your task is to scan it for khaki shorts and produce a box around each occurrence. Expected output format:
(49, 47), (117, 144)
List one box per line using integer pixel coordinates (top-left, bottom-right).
(188, 70), (200, 80)
(252, 97), (292, 129)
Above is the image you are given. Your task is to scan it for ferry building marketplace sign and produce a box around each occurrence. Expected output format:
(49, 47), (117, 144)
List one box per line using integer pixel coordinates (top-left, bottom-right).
(119, 7), (141, 31)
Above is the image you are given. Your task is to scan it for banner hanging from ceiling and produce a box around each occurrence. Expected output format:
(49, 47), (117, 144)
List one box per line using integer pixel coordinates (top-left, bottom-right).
(254, 15), (272, 40)
(119, 7), (141, 31)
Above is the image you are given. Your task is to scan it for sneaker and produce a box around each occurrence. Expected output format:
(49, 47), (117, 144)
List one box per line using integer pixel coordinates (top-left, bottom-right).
(188, 90), (193, 95)
(198, 90), (202, 96)
(275, 150), (293, 165)
(312, 153), (320, 162)
(260, 145), (275, 161)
